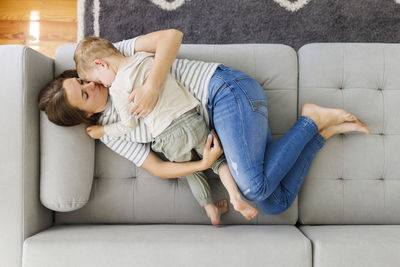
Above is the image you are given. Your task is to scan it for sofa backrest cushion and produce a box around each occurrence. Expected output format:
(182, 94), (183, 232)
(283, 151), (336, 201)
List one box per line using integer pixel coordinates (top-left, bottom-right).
(298, 43), (400, 224)
(48, 43), (298, 224)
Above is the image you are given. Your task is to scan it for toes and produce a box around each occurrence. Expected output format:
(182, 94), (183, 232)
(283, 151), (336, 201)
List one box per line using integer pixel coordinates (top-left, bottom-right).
(216, 199), (228, 208)
(216, 199), (229, 214)
(361, 125), (370, 134)
(343, 113), (355, 122)
(212, 219), (220, 226)
(246, 213), (257, 221)
(245, 208), (258, 220)
(247, 215), (254, 220)
(251, 209), (258, 219)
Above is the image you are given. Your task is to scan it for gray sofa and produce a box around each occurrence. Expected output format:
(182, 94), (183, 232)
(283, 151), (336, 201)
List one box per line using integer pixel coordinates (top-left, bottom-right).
(1, 42), (400, 267)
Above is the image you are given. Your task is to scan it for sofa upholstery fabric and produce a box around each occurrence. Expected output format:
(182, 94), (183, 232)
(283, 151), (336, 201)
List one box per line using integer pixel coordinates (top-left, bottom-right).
(0, 45), (53, 267)
(300, 225), (400, 267)
(23, 225), (311, 267)
(40, 113), (95, 212)
(298, 43), (400, 224)
(50, 44), (299, 225)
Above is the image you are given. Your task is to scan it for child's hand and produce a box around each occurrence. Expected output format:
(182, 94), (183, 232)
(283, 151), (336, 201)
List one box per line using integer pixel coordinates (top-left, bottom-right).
(86, 125), (105, 139)
(128, 82), (159, 117)
(201, 130), (223, 170)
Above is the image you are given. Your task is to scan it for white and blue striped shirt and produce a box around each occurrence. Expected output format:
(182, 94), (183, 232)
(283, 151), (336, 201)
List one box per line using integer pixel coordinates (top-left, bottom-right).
(98, 37), (219, 166)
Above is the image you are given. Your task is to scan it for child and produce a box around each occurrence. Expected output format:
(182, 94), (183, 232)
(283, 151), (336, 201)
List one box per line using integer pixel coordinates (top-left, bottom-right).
(74, 36), (258, 224)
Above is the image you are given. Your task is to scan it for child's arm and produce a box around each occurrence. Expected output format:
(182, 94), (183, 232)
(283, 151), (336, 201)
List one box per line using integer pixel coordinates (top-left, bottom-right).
(104, 85), (140, 139)
(103, 119), (138, 139)
(141, 131), (223, 179)
(126, 29), (183, 117)
(86, 120), (139, 140)
(86, 125), (105, 139)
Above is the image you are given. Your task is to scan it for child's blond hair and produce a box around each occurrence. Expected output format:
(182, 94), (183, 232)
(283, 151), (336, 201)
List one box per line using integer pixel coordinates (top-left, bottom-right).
(74, 36), (121, 78)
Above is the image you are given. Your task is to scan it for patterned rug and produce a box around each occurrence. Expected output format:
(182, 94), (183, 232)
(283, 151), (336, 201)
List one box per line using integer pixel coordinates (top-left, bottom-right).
(78, 0), (400, 50)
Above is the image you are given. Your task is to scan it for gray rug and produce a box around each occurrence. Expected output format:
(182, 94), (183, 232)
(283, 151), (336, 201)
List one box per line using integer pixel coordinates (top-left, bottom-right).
(78, 0), (400, 50)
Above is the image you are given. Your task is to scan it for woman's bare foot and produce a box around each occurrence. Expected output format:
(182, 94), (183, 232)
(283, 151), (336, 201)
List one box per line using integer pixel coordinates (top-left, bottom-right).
(301, 103), (357, 131)
(204, 200), (228, 226)
(231, 197), (258, 220)
(319, 120), (370, 140)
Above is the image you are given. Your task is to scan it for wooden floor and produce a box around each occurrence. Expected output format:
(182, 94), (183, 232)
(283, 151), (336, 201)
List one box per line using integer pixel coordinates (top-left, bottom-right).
(0, 0), (77, 58)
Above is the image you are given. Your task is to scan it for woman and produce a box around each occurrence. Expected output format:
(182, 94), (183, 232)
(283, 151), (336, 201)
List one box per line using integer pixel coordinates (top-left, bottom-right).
(39, 29), (370, 216)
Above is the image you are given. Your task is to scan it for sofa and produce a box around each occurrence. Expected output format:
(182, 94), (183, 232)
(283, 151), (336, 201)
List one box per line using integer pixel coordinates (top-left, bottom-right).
(1, 42), (399, 267)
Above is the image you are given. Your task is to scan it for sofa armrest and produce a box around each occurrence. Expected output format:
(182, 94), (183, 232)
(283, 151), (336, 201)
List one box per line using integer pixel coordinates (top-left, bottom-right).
(0, 45), (54, 267)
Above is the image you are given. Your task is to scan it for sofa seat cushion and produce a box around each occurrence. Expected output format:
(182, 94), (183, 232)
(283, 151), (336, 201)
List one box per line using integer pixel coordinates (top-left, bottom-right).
(300, 225), (400, 267)
(24, 225), (311, 267)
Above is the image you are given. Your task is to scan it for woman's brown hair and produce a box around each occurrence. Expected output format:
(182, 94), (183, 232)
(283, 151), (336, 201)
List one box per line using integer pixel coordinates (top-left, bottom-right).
(38, 69), (101, 126)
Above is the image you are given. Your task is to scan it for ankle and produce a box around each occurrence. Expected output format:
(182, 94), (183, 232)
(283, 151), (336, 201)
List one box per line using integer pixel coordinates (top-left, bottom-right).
(230, 194), (243, 205)
(319, 128), (332, 140)
(204, 204), (216, 215)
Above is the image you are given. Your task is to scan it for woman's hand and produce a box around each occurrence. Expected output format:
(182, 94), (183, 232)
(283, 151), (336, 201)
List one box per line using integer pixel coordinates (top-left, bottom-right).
(201, 130), (224, 170)
(86, 125), (105, 139)
(128, 81), (159, 117)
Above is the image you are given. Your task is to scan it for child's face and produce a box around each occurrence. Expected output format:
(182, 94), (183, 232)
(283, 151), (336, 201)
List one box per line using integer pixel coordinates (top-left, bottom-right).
(86, 68), (116, 88)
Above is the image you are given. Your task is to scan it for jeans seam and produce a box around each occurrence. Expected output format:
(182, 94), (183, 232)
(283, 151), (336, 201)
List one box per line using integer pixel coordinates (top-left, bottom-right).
(299, 115), (319, 133)
(272, 192), (285, 206)
(224, 82), (255, 180)
(315, 133), (327, 148)
(292, 151), (314, 202)
(233, 77), (269, 120)
(233, 77), (257, 111)
(252, 102), (269, 120)
(215, 69), (234, 79)
(280, 135), (325, 207)
(283, 153), (310, 197)
(208, 82), (227, 130)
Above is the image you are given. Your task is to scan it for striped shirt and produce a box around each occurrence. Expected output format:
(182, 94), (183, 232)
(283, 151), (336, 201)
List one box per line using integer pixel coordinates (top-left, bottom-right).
(98, 37), (220, 166)
(170, 58), (219, 126)
(98, 97), (150, 167)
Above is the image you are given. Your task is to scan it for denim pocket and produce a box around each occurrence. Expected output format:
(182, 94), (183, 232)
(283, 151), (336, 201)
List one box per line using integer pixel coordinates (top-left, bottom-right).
(233, 76), (269, 119)
(251, 100), (269, 119)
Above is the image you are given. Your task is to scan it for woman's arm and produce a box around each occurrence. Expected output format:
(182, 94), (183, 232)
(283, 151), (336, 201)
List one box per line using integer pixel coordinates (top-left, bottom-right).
(141, 131), (223, 178)
(128, 29), (183, 117)
(141, 152), (205, 179)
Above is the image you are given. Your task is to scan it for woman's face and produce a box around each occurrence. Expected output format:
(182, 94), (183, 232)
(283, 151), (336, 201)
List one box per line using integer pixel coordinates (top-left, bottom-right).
(63, 77), (109, 117)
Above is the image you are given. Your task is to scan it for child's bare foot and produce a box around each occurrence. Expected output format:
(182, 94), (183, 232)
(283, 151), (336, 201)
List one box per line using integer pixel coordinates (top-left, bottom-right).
(319, 120), (370, 140)
(231, 198), (258, 220)
(302, 103), (357, 130)
(204, 200), (228, 226)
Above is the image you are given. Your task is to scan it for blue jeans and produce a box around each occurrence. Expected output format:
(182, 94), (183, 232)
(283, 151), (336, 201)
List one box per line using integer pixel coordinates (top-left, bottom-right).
(208, 65), (326, 214)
